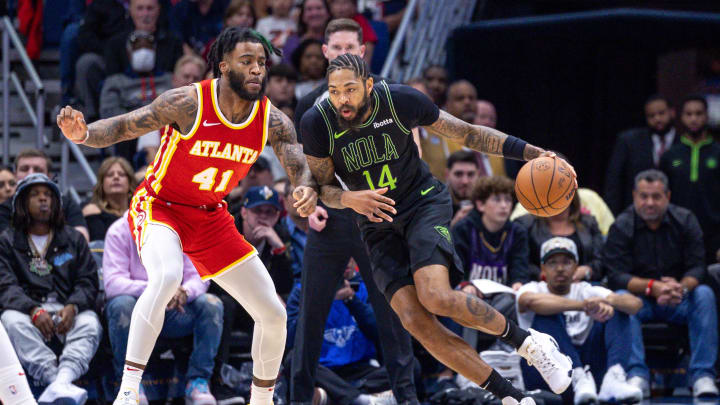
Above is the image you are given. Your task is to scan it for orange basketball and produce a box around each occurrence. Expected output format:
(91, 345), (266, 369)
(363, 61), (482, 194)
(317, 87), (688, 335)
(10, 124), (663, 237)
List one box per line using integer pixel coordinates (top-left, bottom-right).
(514, 156), (576, 217)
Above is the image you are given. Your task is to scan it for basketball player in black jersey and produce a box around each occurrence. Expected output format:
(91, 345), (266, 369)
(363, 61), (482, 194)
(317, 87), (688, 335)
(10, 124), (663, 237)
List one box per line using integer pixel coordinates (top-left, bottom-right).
(300, 54), (577, 404)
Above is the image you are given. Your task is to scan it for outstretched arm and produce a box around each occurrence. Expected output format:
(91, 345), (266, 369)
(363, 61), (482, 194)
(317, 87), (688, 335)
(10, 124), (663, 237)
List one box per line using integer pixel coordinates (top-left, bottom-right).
(57, 86), (198, 148)
(267, 105), (318, 216)
(423, 110), (544, 161)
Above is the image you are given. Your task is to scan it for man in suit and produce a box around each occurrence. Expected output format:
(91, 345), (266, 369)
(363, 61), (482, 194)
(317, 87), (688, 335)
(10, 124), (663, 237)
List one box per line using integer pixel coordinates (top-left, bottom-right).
(604, 95), (677, 215)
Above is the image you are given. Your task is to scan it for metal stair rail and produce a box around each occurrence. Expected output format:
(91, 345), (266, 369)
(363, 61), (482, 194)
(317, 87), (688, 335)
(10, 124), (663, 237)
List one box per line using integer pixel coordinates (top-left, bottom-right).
(2, 15), (45, 165)
(381, 0), (477, 83)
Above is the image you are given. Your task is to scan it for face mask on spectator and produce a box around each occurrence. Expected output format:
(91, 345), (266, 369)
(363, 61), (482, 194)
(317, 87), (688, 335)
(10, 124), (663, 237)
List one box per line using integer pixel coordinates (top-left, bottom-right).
(131, 48), (155, 73)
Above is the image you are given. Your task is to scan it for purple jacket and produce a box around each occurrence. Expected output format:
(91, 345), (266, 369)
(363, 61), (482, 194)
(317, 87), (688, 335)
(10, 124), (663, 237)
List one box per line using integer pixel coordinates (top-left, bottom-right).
(102, 215), (208, 302)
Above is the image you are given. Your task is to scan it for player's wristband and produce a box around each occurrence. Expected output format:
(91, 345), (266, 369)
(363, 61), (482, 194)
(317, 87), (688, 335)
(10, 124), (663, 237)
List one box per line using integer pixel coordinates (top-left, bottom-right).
(78, 130), (90, 145)
(32, 308), (46, 322)
(502, 135), (527, 161)
(645, 279), (655, 296)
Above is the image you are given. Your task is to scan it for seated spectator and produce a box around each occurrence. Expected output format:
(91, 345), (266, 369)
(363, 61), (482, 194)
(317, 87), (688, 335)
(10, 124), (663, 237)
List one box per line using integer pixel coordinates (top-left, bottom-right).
(58, 0), (87, 105)
(328, 0), (377, 64)
(0, 174), (101, 405)
(660, 95), (720, 264)
(604, 95), (677, 215)
(170, 0), (229, 55)
(234, 186), (294, 297)
(0, 149), (89, 240)
(283, 0), (330, 66)
(292, 38), (328, 100)
(423, 65), (448, 108)
(452, 176), (529, 324)
(472, 100), (510, 178)
(74, 0), (132, 119)
(603, 169), (718, 398)
(511, 187), (615, 236)
(82, 157), (136, 241)
(286, 258), (392, 405)
(255, 0), (297, 59)
(227, 156), (275, 215)
(445, 151), (479, 227)
(200, 0), (257, 61)
(266, 63), (298, 109)
(0, 166), (17, 204)
(282, 182), (309, 281)
(516, 192), (604, 282)
(100, 29), (176, 162)
(103, 215), (223, 405)
(517, 237), (642, 404)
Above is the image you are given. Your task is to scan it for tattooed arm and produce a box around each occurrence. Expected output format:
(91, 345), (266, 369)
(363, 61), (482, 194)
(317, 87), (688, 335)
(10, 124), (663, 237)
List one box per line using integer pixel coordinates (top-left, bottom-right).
(423, 110), (544, 161)
(305, 155), (345, 209)
(267, 105), (318, 216)
(57, 86), (198, 148)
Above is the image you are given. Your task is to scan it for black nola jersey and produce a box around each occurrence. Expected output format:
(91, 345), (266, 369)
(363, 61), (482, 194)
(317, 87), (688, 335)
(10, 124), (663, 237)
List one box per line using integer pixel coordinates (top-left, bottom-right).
(301, 81), (440, 204)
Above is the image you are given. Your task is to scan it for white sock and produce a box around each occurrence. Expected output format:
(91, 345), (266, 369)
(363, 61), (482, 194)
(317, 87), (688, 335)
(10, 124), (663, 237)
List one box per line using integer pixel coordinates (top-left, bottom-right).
(249, 383), (274, 405)
(118, 365), (143, 394)
(54, 366), (77, 385)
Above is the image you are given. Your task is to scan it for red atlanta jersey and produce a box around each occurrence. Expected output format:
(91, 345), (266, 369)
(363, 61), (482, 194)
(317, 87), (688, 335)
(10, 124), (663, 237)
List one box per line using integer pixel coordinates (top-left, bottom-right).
(143, 78), (270, 206)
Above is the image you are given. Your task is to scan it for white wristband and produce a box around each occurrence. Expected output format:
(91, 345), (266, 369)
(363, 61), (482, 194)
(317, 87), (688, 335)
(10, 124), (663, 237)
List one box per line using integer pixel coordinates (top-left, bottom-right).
(78, 130), (90, 144)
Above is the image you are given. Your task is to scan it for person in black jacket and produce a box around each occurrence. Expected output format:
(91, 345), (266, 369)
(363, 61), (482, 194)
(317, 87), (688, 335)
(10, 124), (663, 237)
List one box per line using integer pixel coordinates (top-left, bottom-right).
(604, 95), (678, 215)
(452, 176), (530, 319)
(0, 174), (101, 405)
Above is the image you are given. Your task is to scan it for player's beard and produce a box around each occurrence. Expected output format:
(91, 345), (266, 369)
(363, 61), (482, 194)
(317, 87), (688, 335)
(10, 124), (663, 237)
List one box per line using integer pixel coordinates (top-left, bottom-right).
(336, 90), (371, 131)
(227, 69), (267, 101)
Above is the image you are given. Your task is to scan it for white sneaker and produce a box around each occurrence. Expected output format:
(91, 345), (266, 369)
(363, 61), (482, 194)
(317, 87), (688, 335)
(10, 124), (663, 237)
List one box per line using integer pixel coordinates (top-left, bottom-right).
(38, 382), (88, 405)
(693, 376), (719, 398)
(598, 364), (642, 403)
(369, 390), (397, 405)
(572, 366), (597, 405)
(114, 388), (141, 405)
(517, 329), (572, 394)
(501, 397), (536, 405)
(626, 376), (650, 399)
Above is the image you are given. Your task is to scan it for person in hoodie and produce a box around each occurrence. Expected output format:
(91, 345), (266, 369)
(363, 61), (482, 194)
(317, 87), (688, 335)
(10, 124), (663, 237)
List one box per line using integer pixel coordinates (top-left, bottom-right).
(451, 175), (530, 323)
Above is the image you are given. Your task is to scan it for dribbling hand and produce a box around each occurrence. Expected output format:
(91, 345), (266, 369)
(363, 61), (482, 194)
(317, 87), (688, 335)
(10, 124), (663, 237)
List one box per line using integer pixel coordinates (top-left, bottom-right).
(56, 106), (89, 144)
(293, 186), (318, 217)
(341, 187), (396, 223)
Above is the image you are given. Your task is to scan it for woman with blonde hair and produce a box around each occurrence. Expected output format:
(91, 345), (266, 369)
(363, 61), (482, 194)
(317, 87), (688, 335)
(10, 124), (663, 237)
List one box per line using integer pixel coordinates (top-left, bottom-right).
(82, 157), (136, 241)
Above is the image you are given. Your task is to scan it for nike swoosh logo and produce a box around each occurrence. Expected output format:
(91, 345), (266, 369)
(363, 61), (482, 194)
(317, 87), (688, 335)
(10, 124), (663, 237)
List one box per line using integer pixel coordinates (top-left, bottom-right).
(333, 129), (349, 139)
(420, 186), (435, 196)
(203, 120), (221, 127)
(126, 367), (141, 372)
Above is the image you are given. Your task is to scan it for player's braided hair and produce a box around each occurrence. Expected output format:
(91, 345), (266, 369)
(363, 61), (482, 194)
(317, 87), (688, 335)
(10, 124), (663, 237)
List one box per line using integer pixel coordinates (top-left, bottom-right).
(327, 53), (369, 80)
(207, 27), (282, 79)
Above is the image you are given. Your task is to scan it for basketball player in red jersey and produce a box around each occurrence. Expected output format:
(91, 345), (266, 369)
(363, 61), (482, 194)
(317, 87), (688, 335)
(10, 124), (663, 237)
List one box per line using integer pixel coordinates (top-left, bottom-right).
(56, 28), (317, 405)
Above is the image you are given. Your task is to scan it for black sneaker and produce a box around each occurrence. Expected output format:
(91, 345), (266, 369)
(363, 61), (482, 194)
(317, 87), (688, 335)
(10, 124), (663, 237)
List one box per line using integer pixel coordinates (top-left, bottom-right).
(213, 382), (245, 405)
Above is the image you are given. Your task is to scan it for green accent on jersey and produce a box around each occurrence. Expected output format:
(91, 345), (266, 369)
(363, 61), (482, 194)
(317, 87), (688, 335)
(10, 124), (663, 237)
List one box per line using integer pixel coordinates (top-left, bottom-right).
(420, 185), (435, 196)
(434, 226), (451, 243)
(672, 159), (682, 168)
(381, 81), (411, 135)
(681, 136), (714, 182)
(382, 133), (399, 161)
(340, 135), (399, 173)
(342, 143), (361, 172)
(316, 104), (335, 156)
(355, 138), (373, 166)
(334, 129), (349, 139)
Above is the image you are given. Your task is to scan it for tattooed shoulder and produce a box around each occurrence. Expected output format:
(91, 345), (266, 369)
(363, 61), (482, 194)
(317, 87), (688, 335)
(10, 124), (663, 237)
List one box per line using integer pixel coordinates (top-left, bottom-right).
(155, 85), (198, 134)
(268, 105), (297, 144)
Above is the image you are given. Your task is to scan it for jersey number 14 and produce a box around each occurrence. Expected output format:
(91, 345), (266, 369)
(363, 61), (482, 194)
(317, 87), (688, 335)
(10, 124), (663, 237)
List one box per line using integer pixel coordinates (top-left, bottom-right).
(362, 164), (397, 191)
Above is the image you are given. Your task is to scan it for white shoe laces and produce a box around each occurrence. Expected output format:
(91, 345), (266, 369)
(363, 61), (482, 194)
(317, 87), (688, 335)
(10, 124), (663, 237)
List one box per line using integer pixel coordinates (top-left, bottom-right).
(526, 338), (557, 375)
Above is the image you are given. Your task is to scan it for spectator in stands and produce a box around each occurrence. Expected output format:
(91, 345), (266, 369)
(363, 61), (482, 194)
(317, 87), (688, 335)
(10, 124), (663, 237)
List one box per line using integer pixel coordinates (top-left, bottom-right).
(170, 0), (229, 55)
(604, 95), (677, 215)
(255, 0), (297, 56)
(105, 0), (182, 78)
(0, 166), (16, 204)
(423, 65), (448, 107)
(100, 30), (176, 163)
(286, 258), (393, 405)
(470, 99), (508, 178)
(74, 0), (131, 119)
(82, 157), (136, 242)
(407, 78), (448, 179)
(172, 54), (207, 88)
(234, 186), (294, 297)
(283, 0), (330, 66)
(292, 38), (328, 100)
(452, 176), (529, 322)
(445, 80), (477, 124)
(0, 149), (89, 240)
(227, 156), (275, 215)
(603, 169), (718, 398)
(266, 63), (298, 109)
(200, 0), (257, 61)
(0, 174), (101, 405)
(446, 151), (479, 227)
(328, 0), (377, 64)
(474, 100), (497, 128)
(517, 237), (643, 404)
(660, 95), (720, 264)
(282, 182), (308, 281)
(103, 216), (223, 405)
(516, 192), (604, 282)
